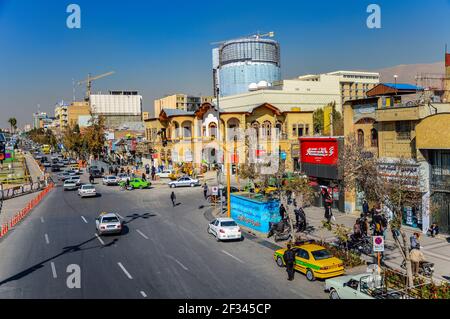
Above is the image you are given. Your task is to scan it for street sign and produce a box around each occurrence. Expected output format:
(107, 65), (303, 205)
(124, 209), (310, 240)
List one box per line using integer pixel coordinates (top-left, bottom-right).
(372, 236), (384, 252)
(211, 186), (219, 196)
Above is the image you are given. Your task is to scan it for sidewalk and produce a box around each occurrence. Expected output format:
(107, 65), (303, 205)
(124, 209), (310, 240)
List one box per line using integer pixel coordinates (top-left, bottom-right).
(0, 191), (43, 225)
(24, 152), (44, 182)
(214, 204), (450, 283)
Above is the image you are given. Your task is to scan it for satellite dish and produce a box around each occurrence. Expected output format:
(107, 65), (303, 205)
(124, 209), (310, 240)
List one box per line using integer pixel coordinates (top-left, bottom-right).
(248, 83), (258, 91)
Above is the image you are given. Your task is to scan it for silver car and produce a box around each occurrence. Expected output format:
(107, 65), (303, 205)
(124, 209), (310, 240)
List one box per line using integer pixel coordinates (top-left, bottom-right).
(78, 184), (97, 198)
(168, 176), (200, 188)
(63, 178), (79, 191)
(102, 175), (119, 186)
(95, 213), (122, 235)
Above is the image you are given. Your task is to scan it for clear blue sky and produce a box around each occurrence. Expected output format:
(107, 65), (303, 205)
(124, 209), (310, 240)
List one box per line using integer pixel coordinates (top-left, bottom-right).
(0, 0), (449, 124)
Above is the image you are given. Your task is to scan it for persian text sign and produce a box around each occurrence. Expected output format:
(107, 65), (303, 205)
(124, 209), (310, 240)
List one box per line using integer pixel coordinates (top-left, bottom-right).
(300, 138), (339, 166)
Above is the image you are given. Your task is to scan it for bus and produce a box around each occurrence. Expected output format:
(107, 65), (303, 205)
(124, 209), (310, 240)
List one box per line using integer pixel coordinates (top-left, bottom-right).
(42, 144), (51, 154)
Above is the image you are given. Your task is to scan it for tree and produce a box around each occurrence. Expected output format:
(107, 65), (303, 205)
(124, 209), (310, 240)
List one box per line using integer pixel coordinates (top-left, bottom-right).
(83, 115), (106, 159)
(63, 124), (83, 158)
(342, 133), (423, 288)
(8, 118), (17, 134)
(313, 108), (324, 134)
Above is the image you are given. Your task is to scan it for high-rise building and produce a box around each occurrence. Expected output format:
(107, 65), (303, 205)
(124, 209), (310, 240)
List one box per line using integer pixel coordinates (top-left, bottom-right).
(153, 94), (213, 116)
(213, 34), (281, 97)
(54, 100), (69, 129)
(33, 112), (49, 129)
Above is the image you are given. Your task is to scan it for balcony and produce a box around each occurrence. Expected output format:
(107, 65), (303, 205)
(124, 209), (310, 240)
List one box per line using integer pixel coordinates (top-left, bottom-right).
(430, 165), (450, 191)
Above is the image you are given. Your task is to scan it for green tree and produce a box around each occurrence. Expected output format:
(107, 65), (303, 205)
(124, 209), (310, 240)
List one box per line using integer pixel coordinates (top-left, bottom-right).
(83, 115), (106, 159)
(8, 118), (17, 134)
(313, 108), (324, 134)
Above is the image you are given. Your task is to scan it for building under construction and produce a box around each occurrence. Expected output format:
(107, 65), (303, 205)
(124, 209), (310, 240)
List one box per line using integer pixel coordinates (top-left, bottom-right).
(415, 52), (450, 103)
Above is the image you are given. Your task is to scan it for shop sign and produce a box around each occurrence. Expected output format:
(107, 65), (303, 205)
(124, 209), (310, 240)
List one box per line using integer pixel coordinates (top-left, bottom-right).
(300, 138), (339, 166)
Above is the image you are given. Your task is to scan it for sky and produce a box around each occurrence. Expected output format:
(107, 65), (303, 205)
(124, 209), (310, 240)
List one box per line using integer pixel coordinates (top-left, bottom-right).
(0, 0), (449, 125)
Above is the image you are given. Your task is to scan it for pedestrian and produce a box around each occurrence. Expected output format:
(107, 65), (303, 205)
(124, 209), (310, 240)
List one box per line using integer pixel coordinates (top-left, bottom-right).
(170, 191), (176, 207)
(279, 204), (287, 220)
(203, 183), (208, 200)
(427, 223), (440, 237)
(127, 168), (130, 176)
(283, 244), (296, 281)
(410, 248), (424, 276)
(322, 189), (332, 223)
(151, 166), (156, 181)
(145, 164), (150, 175)
(115, 167), (119, 176)
(101, 167), (105, 175)
(410, 232), (421, 250)
(142, 172), (146, 181)
(89, 174), (94, 184)
(363, 200), (369, 217)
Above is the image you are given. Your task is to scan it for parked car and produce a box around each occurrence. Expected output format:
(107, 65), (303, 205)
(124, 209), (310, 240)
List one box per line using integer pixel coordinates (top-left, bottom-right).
(51, 164), (61, 172)
(95, 212), (122, 236)
(207, 218), (242, 242)
(274, 241), (344, 281)
(156, 169), (174, 179)
(102, 175), (120, 186)
(69, 159), (78, 165)
(118, 178), (151, 189)
(117, 173), (130, 183)
(324, 273), (402, 299)
(168, 176), (200, 188)
(78, 184), (97, 198)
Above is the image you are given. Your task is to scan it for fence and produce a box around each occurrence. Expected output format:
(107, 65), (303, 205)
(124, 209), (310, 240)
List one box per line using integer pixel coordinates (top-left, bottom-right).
(0, 182), (54, 239)
(1, 181), (47, 200)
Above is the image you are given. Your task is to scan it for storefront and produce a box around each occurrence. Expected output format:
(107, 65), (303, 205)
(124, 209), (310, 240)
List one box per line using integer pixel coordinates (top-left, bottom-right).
(299, 137), (345, 213)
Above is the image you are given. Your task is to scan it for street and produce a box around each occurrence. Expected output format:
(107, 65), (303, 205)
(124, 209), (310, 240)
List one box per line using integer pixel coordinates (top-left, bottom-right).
(0, 172), (326, 299)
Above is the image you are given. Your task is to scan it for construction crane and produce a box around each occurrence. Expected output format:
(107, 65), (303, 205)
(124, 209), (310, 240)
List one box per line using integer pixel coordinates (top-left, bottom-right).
(211, 31), (275, 46)
(77, 71), (115, 100)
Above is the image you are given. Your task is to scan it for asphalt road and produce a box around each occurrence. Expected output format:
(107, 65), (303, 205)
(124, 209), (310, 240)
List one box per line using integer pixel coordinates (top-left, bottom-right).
(0, 172), (326, 299)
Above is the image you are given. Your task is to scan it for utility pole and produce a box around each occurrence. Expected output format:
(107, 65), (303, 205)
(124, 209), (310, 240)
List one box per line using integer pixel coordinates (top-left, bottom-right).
(216, 87), (224, 215)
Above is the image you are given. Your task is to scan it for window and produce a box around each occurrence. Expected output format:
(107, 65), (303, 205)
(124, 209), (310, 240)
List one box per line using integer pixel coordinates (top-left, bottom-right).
(296, 249), (309, 260)
(371, 129), (378, 147)
(357, 129), (364, 147)
(311, 249), (332, 260)
(395, 121), (411, 140)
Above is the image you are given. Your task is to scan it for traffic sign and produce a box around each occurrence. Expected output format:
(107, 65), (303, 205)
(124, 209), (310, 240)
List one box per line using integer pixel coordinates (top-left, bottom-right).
(372, 236), (384, 252)
(211, 186), (219, 196)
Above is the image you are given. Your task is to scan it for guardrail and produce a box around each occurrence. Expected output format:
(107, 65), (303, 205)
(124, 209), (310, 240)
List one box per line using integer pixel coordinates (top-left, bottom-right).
(1, 181), (48, 200)
(0, 182), (55, 239)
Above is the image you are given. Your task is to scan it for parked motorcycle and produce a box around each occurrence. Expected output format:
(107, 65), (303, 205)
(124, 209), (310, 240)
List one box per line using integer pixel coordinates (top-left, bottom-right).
(401, 260), (434, 278)
(268, 219), (292, 242)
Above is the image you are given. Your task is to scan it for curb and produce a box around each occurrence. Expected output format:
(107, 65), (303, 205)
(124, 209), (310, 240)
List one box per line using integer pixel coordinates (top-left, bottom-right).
(0, 183), (55, 239)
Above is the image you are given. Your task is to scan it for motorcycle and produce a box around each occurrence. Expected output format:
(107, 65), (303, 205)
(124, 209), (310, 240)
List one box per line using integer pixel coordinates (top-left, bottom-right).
(401, 260), (434, 278)
(337, 235), (372, 256)
(268, 219), (292, 242)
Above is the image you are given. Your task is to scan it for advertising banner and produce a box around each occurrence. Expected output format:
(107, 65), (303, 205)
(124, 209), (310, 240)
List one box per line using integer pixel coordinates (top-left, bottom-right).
(300, 138), (339, 166)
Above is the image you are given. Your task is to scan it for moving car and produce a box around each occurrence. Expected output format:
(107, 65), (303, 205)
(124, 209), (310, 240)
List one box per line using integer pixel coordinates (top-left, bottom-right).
(69, 159), (78, 165)
(95, 212), (122, 236)
(90, 169), (103, 178)
(207, 218), (242, 242)
(168, 176), (200, 188)
(78, 184), (97, 198)
(274, 241), (344, 281)
(102, 175), (120, 186)
(63, 178), (79, 191)
(117, 173), (130, 183)
(324, 273), (402, 299)
(51, 164), (61, 172)
(118, 178), (151, 189)
(156, 169), (174, 179)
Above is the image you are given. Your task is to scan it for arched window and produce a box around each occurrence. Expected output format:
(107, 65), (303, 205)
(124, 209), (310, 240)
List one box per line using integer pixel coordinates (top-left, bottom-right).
(209, 123), (217, 139)
(252, 121), (260, 138)
(371, 129), (378, 147)
(357, 129), (365, 147)
(262, 121), (272, 138)
(173, 122), (180, 138)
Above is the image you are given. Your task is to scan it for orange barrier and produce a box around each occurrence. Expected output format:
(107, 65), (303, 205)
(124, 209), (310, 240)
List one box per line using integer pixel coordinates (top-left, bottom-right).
(0, 183), (54, 239)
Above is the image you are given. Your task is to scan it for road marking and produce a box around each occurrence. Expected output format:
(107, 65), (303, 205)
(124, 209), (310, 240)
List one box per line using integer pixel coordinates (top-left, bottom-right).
(95, 233), (105, 245)
(167, 255), (189, 271)
(50, 262), (57, 278)
(117, 213), (124, 219)
(222, 250), (244, 264)
(136, 229), (149, 240)
(117, 262), (133, 279)
(81, 216), (88, 223)
(40, 217), (45, 223)
(140, 291), (147, 298)
(45, 234), (50, 244)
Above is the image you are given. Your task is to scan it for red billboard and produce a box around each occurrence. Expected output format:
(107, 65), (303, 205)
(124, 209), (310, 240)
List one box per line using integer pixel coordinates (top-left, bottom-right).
(300, 137), (339, 166)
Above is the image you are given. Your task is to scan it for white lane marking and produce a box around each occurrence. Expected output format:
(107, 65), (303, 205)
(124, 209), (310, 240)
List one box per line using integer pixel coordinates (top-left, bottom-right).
(95, 233), (105, 245)
(222, 250), (244, 264)
(136, 229), (149, 240)
(140, 291), (147, 298)
(40, 217), (45, 223)
(167, 255), (189, 271)
(45, 234), (50, 245)
(81, 216), (88, 223)
(50, 262), (57, 279)
(117, 213), (124, 219)
(117, 262), (133, 279)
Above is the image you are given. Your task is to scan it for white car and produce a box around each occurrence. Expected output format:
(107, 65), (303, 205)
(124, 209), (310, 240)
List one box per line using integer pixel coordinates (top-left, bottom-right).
(207, 218), (242, 242)
(168, 176), (200, 188)
(95, 213), (122, 236)
(63, 179), (78, 191)
(156, 170), (173, 179)
(117, 173), (130, 183)
(102, 175), (120, 186)
(78, 184), (97, 198)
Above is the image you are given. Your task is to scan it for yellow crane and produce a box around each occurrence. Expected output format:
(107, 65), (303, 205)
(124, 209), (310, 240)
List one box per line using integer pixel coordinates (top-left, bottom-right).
(77, 71), (115, 100)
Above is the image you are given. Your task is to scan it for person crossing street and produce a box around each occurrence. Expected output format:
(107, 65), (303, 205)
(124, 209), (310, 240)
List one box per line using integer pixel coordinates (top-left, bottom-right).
(170, 191), (176, 207)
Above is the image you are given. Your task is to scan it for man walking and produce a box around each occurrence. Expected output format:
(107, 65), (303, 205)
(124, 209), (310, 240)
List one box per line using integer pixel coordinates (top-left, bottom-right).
(279, 204), (287, 220)
(151, 166), (156, 181)
(410, 248), (424, 276)
(203, 183), (208, 200)
(283, 244), (296, 281)
(170, 191), (176, 207)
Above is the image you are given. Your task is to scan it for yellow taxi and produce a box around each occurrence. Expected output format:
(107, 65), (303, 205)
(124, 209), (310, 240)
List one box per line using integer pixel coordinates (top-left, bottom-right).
(274, 242), (344, 281)
(255, 186), (278, 194)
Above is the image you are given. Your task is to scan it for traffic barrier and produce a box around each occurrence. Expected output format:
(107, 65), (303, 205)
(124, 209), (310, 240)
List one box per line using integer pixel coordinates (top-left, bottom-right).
(0, 182), (54, 239)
